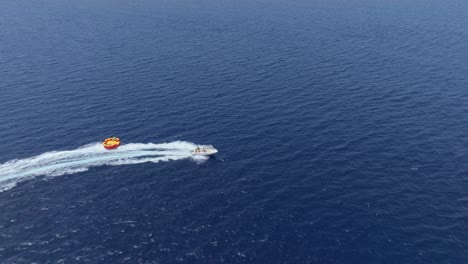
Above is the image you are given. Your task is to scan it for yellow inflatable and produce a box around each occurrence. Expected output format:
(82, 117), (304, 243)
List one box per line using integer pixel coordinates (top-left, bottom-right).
(103, 137), (120, 150)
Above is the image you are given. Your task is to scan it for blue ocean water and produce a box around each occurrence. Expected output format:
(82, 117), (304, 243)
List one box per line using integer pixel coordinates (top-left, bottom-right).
(1, 0), (468, 263)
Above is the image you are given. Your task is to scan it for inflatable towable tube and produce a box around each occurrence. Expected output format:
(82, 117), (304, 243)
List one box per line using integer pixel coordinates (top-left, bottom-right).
(103, 137), (120, 150)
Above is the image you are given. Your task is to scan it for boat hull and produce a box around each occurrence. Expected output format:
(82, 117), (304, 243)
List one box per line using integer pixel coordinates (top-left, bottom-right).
(191, 145), (218, 156)
(103, 144), (119, 150)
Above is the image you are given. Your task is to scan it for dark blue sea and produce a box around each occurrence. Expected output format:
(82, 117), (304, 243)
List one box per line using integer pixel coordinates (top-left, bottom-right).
(1, 0), (468, 263)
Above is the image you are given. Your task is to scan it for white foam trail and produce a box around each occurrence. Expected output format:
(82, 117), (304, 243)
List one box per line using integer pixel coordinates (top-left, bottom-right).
(0, 141), (208, 192)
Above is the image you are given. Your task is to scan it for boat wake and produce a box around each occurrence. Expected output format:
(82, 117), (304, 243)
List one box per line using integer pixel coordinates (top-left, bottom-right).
(0, 141), (207, 192)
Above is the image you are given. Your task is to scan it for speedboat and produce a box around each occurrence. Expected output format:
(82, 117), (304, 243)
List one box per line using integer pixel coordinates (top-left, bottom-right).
(103, 137), (120, 150)
(191, 145), (218, 156)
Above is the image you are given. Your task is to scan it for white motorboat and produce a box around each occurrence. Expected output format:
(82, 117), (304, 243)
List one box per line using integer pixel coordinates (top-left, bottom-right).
(191, 145), (218, 156)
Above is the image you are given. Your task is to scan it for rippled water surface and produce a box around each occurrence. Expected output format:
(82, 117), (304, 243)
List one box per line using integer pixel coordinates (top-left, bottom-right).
(1, 0), (468, 263)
